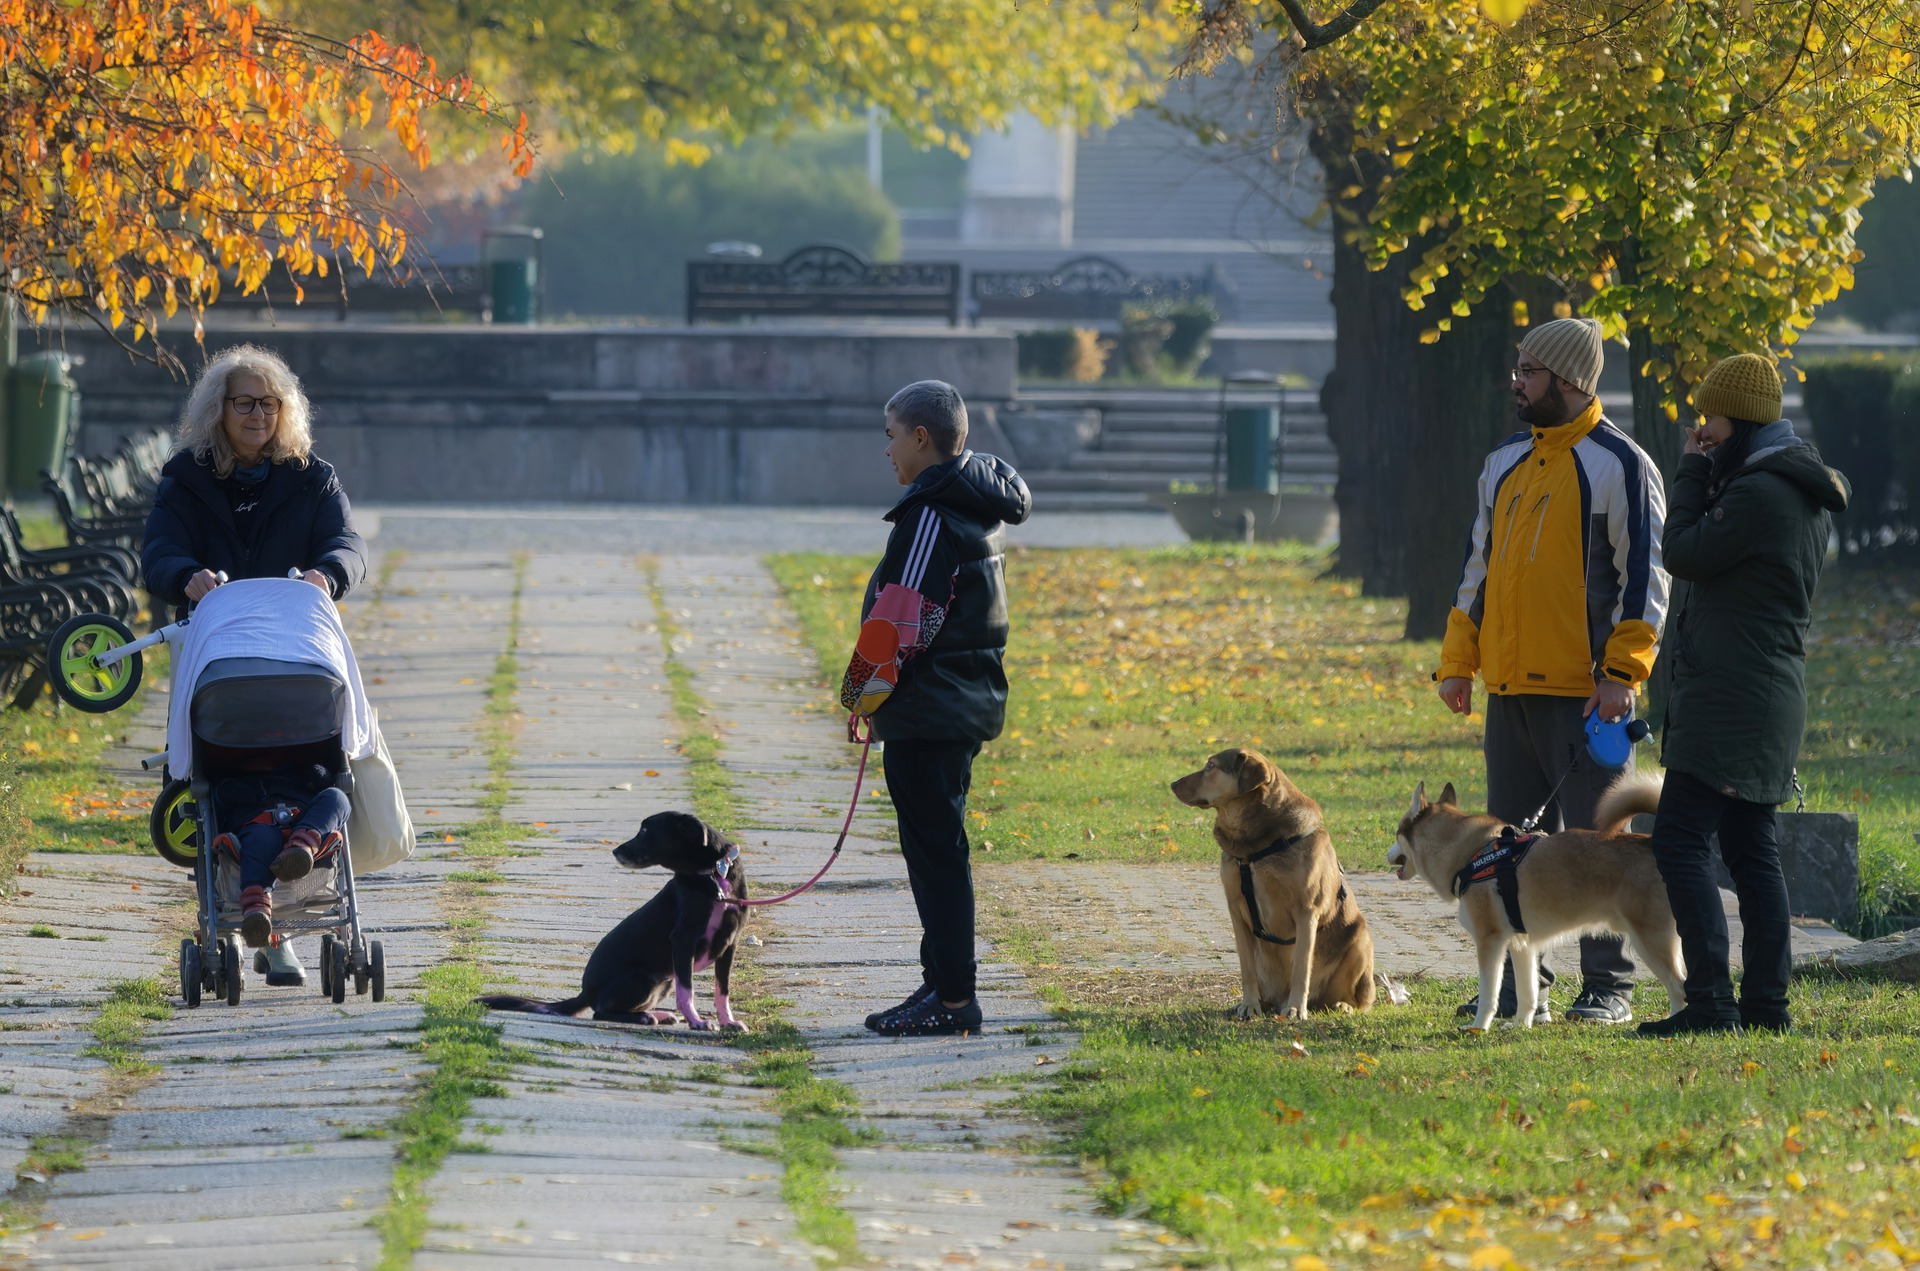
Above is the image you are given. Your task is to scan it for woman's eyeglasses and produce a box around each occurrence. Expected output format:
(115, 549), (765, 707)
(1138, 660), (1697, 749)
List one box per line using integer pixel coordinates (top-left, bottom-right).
(225, 395), (282, 416)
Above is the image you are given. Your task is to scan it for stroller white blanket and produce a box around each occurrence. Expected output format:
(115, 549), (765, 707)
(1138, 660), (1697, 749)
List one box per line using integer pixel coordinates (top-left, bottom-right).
(166, 578), (375, 776)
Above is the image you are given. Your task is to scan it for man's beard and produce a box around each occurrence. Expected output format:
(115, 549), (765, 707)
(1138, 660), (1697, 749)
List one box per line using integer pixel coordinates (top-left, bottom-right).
(1516, 378), (1568, 426)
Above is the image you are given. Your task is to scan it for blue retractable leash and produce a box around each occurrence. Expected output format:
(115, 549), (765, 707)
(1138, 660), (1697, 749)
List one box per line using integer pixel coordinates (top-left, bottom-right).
(1515, 713), (1652, 834)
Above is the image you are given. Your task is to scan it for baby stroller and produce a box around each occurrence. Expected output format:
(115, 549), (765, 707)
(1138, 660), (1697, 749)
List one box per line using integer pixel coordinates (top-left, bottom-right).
(48, 576), (384, 1007)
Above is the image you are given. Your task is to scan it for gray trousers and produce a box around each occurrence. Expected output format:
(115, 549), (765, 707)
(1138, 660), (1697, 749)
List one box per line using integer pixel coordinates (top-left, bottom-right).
(1484, 693), (1637, 997)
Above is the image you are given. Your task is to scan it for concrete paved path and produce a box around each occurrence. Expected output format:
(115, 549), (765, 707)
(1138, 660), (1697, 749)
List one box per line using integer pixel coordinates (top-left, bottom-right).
(2, 514), (1190, 1268)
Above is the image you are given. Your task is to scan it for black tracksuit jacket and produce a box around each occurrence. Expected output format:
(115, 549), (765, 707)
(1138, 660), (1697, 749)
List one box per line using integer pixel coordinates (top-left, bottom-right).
(860, 451), (1031, 743)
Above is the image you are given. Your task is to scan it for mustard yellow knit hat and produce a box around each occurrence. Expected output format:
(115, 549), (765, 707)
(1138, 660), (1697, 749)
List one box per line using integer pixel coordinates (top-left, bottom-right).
(1693, 354), (1783, 424)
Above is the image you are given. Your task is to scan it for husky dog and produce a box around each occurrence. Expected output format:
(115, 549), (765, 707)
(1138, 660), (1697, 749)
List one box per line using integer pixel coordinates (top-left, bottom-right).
(1388, 774), (1684, 1031)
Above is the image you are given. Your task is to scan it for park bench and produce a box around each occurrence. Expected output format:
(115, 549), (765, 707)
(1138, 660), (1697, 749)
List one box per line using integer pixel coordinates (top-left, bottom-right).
(685, 244), (962, 325)
(207, 262), (486, 320)
(968, 255), (1209, 324)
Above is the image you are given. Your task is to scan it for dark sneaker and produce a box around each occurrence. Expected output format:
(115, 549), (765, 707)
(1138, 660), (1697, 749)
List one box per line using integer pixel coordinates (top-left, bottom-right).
(865, 982), (937, 1031)
(1456, 994), (1551, 1026)
(871, 995), (983, 1037)
(1565, 990), (1634, 1025)
(1635, 1010), (1740, 1038)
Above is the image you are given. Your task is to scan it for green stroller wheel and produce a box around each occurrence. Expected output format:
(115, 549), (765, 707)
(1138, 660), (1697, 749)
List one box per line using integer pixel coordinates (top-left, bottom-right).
(149, 781), (200, 869)
(48, 613), (142, 712)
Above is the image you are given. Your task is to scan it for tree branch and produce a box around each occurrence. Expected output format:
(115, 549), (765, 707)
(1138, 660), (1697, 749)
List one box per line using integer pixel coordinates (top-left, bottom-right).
(1273, 0), (1397, 49)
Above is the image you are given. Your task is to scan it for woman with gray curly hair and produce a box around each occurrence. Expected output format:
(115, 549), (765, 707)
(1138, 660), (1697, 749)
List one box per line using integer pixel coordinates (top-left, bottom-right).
(141, 344), (366, 616)
(141, 344), (367, 988)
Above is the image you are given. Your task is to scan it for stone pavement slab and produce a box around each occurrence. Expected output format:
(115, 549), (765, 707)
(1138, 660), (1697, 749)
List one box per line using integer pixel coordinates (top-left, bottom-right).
(657, 553), (1189, 1270)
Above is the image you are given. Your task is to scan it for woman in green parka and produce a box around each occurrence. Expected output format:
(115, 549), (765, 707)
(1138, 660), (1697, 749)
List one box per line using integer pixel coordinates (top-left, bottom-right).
(1638, 353), (1851, 1038)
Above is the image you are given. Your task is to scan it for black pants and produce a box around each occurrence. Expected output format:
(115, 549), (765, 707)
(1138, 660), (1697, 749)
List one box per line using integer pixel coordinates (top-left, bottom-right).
(1484, 694), (1636, 1001)
(882, 738), (982, 1003)
(1647, 768), (1791, 1023)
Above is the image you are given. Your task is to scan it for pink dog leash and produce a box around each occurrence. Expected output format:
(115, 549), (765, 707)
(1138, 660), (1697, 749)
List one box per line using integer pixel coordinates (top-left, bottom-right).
(731, 714), (874, 909)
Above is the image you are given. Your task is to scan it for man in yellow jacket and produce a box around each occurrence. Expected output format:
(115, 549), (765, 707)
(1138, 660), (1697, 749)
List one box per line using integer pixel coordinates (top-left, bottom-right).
(1435, 316), (1669, 1025)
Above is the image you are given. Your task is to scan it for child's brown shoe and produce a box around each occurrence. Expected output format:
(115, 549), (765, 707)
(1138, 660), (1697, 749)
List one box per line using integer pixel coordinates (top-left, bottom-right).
(240, 885), (273, 947)
(272, 829), (318, 882)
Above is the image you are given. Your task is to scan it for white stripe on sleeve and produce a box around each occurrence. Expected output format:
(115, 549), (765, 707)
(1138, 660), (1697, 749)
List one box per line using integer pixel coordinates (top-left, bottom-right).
(902, 507), (940, 591)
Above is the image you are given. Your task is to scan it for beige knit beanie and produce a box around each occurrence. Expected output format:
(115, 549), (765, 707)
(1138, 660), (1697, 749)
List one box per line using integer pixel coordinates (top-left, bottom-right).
(1517, 317), (1605, 396)
(1692, 353), (1783, 424)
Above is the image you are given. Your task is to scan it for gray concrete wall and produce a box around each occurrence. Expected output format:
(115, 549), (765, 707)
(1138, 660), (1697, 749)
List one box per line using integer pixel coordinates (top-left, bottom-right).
(35, 321), (1017, 504)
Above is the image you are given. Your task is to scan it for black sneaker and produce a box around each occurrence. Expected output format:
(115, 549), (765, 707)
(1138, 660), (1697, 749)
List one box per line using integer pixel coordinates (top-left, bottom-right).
(1455, 994), (1551, 1026)
(1635, 1009), (1740, 1038)
(1564, 989), (1634, 1025)
(871, 995), (983, 1037)
(865, 982), (937, 1031)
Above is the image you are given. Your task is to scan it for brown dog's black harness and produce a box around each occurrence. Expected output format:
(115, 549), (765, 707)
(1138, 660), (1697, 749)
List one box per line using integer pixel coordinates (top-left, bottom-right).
(1238, 832), (1347, 946)
(1451, 826), (1537, 932)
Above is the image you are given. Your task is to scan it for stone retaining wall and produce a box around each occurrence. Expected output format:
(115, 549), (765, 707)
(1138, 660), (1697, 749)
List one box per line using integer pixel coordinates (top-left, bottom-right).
(36, 321), (1018, 504)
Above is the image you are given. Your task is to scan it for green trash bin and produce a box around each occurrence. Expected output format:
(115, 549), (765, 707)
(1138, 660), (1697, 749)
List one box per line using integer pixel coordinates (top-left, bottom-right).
(489, 258), (538, 324)
(1224, 406), (1279, 495)
(7, 352), (78, 495)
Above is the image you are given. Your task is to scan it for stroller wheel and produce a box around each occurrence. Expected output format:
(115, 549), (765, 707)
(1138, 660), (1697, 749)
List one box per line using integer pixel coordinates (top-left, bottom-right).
(180, 938), (202, 1008)
(354, 945), (371, 996)
(48, 613), (142, 713)
(149, 781), (200, 869)
(222, 940), (242, 1007)
(319, 933), (336, 997)
(369, 941), (386, 1003)
(329, 939), (348, 1005)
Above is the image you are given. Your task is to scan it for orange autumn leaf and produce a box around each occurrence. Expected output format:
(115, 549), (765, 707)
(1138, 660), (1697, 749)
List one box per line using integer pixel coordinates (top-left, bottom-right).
(0, 0), (535, 349)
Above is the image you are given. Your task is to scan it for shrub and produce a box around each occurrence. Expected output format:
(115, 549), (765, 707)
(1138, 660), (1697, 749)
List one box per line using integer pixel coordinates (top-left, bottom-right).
(1017, 328), (1107, 382)
(1799, 356), (1900, 550)
(1156, 296), (1220, 374)
(1891, 365), (1920, 519)
(1118, 304), (1173, 377)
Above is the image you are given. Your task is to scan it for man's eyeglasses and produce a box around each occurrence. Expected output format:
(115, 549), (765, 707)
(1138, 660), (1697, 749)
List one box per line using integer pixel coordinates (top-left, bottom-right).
(226, 395), (282, 416)
(1511, 364), (1549, 382)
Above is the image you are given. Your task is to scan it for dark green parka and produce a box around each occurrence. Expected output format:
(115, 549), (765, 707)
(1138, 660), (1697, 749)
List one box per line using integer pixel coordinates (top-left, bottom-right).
(1658, 422), (1850, 804)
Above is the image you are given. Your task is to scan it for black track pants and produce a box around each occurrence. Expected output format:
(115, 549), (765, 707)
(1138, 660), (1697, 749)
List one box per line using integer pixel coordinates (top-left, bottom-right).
(882, 738), (983, 1003)
(1484, 693), (1637, 1000)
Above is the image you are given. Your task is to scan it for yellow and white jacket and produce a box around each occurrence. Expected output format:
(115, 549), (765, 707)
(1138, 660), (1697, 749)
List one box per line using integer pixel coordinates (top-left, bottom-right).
(1437, 399), (1669, 697)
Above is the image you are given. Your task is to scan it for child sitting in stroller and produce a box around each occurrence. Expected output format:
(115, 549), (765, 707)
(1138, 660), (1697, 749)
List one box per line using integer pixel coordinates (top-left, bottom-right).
(212, 750), (351, 948)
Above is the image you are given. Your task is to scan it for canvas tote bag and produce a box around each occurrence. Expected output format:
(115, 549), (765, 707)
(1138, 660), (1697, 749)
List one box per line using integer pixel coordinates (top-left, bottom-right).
(346, 708), (415, 874)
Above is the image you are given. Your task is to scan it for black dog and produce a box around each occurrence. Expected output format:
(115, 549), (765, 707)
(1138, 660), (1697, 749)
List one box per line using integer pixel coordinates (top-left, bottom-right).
(475, 811), (750, 1031)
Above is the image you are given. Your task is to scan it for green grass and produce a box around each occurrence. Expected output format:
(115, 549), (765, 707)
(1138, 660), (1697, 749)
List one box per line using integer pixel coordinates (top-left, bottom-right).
(1795, 568), (1920, 935)
(1036, 979), (1920, 1271)
(743, 1033), (867, 1263)
(374, 961), (520, 1270)
(0, 659), (169, 874)
(26, 924), (57, 938)
(769, 550), (1920, 919)
(82, 977), (171, 1071)
(646, 562), (739, 827)
(772, 544), (1485, 869)
(454, 554), (536, 858)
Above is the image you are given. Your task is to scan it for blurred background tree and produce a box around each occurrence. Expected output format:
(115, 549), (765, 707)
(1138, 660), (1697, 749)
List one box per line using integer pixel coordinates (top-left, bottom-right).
(1185, 0), (1920, 637)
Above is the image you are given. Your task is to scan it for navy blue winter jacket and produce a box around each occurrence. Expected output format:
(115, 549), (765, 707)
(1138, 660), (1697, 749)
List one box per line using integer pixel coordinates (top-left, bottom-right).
(860, 450), (1031, 742)
(141, 450), (367, 612)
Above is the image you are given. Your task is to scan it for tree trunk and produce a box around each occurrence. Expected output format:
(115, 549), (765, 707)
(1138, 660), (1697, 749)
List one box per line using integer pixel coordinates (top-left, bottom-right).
(1400, 283), (1530, 640)
(1311, 133), (1415, 595)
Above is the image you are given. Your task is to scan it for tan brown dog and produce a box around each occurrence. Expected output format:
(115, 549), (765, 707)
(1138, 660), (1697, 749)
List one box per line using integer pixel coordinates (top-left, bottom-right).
(1172, 748), (1375, 1020)
(1388, 775), (1684, 1032)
